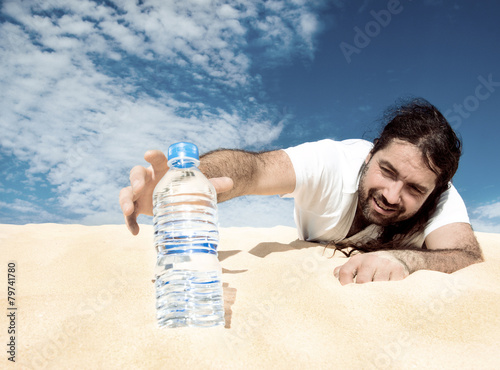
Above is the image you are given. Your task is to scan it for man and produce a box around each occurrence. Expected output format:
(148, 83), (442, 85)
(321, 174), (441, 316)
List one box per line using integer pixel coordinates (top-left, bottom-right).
(119, 98), (483, 285)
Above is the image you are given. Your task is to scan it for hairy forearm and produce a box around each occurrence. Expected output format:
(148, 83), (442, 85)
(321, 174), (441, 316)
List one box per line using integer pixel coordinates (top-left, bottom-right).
(200, 149), (262, 202)
(387, 246), (484, 274)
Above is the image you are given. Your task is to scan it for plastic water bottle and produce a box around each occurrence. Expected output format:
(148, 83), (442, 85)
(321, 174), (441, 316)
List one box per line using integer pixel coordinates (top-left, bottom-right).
(153, 142), (225, 328)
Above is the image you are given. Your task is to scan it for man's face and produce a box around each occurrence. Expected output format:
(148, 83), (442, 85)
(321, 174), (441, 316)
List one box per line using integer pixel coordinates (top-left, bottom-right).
(358, 139), (438, 227)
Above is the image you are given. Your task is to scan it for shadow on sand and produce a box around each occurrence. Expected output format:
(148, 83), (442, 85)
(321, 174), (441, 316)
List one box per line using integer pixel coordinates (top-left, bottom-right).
(222, 238), (326, 328)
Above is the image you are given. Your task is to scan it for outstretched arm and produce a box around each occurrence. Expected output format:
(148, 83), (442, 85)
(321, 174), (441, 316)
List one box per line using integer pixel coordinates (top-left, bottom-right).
(199, 149), (295, 202)
(119, 148), (295, 235)
(334, 222), (484, 285)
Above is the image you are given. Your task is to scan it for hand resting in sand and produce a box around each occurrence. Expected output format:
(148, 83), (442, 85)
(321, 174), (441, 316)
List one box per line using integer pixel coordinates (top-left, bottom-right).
(334, 251), (409, 285)
(119, 150), (233, 236)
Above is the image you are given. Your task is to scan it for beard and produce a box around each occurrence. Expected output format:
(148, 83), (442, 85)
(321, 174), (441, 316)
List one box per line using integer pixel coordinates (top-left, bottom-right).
(357, 162), (416, 227)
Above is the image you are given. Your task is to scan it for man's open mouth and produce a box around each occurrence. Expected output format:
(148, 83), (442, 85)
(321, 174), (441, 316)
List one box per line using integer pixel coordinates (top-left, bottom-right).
(373, 196), (397, 213)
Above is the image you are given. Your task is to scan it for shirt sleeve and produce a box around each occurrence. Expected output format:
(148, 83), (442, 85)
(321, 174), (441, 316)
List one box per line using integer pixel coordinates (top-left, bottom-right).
(281, 139), (372, 242)
(424, 184), (470, 238)
(281, 139), (341, 205)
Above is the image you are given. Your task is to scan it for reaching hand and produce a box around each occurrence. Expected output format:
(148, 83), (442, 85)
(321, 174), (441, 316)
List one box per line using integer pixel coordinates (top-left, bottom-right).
(333, 251), (410, 285)
(119, 150), (168, 235)
(119, 150), (234, 235)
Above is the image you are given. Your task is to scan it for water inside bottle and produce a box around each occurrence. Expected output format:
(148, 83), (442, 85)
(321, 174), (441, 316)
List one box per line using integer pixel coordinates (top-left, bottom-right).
(153, 167), (225, 328)
(155, 253), (224, 328)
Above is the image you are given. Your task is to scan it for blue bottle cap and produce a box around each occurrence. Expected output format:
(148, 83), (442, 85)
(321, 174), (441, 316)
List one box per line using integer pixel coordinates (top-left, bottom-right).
(168, 142), (199, 161)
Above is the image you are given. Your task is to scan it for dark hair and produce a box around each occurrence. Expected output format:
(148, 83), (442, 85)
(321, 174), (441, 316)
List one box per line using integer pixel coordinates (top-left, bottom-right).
(372, 97), (461, 189)
(331, 97), (462, 255)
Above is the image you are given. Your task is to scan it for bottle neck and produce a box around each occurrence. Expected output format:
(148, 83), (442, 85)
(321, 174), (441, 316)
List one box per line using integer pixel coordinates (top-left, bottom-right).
(168, 158), (200, 169)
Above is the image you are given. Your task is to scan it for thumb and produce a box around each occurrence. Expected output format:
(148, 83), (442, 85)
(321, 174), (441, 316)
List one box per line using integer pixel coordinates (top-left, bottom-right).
(210, 177), (234, 194)
(333, 265), (340, 278)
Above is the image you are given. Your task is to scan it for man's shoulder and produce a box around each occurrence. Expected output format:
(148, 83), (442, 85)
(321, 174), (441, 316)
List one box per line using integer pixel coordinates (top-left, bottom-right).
(283, 139), (373, 179)
(285, 138), (373, 153)
(424, 184), (470, 238)
(337, 139), (373, 154)
(321, 139), (373, 168)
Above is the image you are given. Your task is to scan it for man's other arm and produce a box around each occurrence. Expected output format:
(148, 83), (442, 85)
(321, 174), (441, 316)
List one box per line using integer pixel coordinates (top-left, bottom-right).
(334, 222), (484, 285)
(389, 222), (484, 273)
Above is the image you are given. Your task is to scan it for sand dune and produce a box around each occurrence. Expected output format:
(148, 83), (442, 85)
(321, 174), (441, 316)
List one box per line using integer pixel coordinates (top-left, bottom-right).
(1, 223), (499, 369)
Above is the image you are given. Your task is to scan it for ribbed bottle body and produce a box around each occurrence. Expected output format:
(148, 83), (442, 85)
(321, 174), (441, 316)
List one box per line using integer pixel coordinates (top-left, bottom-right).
(153, 165), (224, 328)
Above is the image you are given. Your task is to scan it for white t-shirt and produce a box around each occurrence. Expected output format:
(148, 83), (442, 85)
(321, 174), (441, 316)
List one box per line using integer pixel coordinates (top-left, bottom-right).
(282, 139), (470, 246)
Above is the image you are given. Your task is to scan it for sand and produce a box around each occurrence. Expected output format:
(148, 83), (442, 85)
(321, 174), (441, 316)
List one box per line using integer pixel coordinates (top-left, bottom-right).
(1, 223), (500, 369)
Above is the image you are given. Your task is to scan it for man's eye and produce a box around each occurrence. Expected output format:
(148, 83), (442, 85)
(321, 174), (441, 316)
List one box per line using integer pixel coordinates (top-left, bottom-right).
(381, 167), (394, 177)
(409, 185), (423, 195)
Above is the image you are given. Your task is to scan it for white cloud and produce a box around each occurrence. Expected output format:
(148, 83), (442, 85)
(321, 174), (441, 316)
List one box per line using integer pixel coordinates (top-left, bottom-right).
(218, 196), (296, 228)
(217, 4), (240, 19)
(0, 0), (324, 226)
(0, 199), (64, 224)
(470, 200), (500, 233)
(249, 0), (323, 63)
(470, 218), (500, 234)
(134, 195), (297, 230)
(473, 201), (500, 219)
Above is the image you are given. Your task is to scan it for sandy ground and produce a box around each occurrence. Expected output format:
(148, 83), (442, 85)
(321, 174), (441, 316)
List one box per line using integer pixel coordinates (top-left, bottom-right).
(1, 223), (499, 369)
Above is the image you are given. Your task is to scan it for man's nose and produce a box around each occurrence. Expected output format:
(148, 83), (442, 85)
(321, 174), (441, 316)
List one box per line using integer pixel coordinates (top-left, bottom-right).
(383, 180), (403, 205)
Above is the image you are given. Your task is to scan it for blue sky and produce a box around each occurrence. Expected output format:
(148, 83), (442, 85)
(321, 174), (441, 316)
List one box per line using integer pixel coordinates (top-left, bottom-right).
(1, 0), (499, 232)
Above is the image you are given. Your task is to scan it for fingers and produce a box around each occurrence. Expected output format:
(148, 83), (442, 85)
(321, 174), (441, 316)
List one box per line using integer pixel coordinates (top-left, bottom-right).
(119, 186), (135, 216)
(333, 253), (408, 285)
(120, 150), (167, 236)
(388, 267), (407, 281)
(372, 268), (391, 282)
(210, 177), (234, 194)
(334, 262), (357, 285)
(119, 186), (140, 235)
(375, 251), (409, 281)
(355, 265), (377, 284)
(333, 265), (340, 278)
(144, 150), (168, 176)
(125, 212), (140, 236)
(121, 162), (155, 236)
(359, 255), (391, 282)
(129, 165), (151, 200)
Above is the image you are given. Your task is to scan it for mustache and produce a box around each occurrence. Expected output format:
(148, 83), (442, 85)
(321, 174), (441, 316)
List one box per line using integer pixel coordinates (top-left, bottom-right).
(369, 190), (400, 211)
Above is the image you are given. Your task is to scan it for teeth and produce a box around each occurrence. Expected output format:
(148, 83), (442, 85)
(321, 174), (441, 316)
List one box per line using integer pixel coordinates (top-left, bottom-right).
(375, 197), (393, 211)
